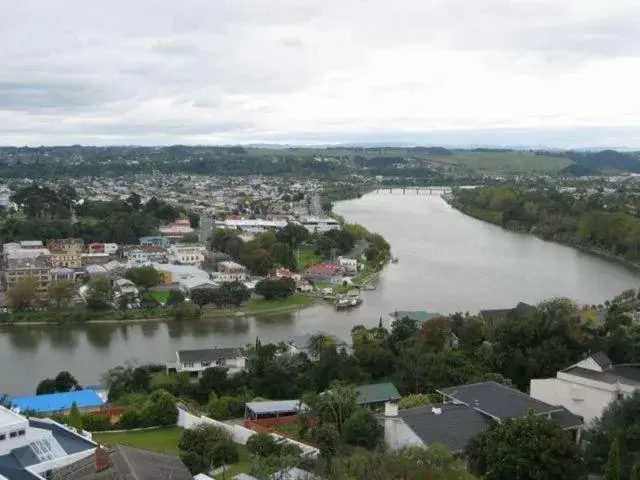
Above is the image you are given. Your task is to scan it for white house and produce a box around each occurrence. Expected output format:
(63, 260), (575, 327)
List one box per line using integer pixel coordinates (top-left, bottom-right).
(113, 278), (138, 298)
(167, 244), (206, 265)
(337, 256), (358, 274)
(217, 261), (248, 282)
(0, 405), (96, 479)
(172, 347), (247, 378)
(530, 352), (640, 425)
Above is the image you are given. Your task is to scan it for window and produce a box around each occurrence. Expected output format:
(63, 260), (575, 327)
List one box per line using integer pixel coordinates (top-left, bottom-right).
(617, 392), (625, 401)
(9, 431), (17, 438)
(216, 358), (226, 366)
(0, 434), (6, 441)
(201, 361), (211, 367)
(17, 429), (25, 436)
(183, 362), (194, 368)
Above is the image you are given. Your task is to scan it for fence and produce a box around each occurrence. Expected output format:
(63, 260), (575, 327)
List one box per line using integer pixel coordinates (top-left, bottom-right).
(177, 408), (319, 458)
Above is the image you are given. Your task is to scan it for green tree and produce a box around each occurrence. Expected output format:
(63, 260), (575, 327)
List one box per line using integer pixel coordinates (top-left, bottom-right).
(398, 393), (435, 410)
(246, 432), (279, 458)
(7, 276), (40, 310)
(47, 280), (76, 309)
(140, 389), (178, 426)
(341, 408), (383, 450)
(314, 422), (340, 464)
(85, 278), (114, 310)
(310, 385), (357, 434)
(605, 437), (621, 480)
(124, 266), (162, 291)
(178, 423), (239, 474)
(467, 414), (585, 480)
(586, 391), (640, 479)
(67, 402), (83, 431)
(182, 232), (199, 243)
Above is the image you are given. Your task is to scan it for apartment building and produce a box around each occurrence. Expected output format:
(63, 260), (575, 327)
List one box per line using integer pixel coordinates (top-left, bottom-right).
(47, 238), (84, 269)
(6, 255), (52, 293)
(167, 244), (206, 265)
(216, 261), (247, 282)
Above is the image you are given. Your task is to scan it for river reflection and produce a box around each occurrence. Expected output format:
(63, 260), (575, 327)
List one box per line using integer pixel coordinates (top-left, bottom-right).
(3, 193), (640, 395)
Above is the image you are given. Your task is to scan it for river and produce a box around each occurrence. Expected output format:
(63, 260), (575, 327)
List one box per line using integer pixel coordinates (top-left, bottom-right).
(2, 192), (639, 395)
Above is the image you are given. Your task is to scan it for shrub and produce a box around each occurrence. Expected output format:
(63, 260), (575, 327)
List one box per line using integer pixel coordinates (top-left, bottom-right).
(81, 413), (112, 432)
(118, 410), (143, 429)
(246, 432), (279, 458)
(179, 424), (239, 474)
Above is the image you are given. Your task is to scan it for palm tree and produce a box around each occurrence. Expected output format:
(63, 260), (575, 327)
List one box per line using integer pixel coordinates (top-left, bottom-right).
(308, 333), (335, 357)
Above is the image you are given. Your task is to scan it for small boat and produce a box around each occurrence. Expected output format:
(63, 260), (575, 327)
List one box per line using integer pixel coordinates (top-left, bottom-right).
(334, 295), (363, 311)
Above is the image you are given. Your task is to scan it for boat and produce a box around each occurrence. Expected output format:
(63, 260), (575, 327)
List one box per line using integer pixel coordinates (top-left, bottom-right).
(334, 295), (363, 311)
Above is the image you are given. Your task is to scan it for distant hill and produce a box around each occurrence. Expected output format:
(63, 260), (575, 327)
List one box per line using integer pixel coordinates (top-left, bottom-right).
(559, 163), (598, 177)
(565, 150), (640, 173)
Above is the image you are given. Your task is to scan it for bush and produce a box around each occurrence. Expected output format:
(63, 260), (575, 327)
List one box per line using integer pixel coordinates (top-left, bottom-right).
(172, 302), (201, 321)
(178, 424), (239, 474)
(140, 389), (178, 426)
(342, 408), (383, 450)
(118, 410), (143, 429)
(246, 432), (279, 458)
(81, 413), (112, 432)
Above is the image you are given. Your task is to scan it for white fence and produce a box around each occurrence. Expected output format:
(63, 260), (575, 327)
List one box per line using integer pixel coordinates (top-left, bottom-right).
(177, 407), (318, 458)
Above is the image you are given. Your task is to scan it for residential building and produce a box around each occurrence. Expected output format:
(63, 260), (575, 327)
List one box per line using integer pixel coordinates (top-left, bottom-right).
(215, 219), (288, 235)
(50, 251), (82, 269)
(167, 243), (206, 265)
(84, 261), (123, 280)
(6, 255), (52, 293)
(530, 352), (640, 424)
(113, 278), (138, 298)
(217, 261), (247, 282)
(287, 332), (351, 360)
(122, 246), (167, 266)
(355, 383), (401, 409)
(337, 256), (358, 274)
(479, 302), (536, 329)
(50, 268), (75, 283)
(244, 400), (309, 420)
(19, 240), (44, 250)
(232, 467), (320, 480)
(0, 405), (96, 480)
(382, 381), (583, 455)
(51, 445), (193, 480)
(159, 219), (194, 240)
(303, 262), (340, 282)
(152, 263), (211, 286)
(171, 347), (247, 377)
(46, 239), (83, 254)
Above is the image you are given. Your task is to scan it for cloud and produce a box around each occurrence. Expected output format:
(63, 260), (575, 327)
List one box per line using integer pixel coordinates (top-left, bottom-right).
(0, 0), (639, 146)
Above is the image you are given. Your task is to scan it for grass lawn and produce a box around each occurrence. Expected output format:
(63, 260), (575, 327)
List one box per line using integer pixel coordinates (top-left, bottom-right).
(245, 295), (316, 313)
(93, 427), (183, 455)
(297, 248), (323, 270)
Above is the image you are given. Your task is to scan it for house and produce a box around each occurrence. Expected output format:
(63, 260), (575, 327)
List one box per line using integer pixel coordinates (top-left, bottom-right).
(10, 390), (105, 415)
(287, 332), (350, 360)
(217, 261), (247, 282)
(530, 352), (640, 424)
(122, 246), (167, 266)
(46, 239), (84, 254)
(232, 467), (321, 480)
(167, 243), (206, 265)
(337, 256), (358, 274)
(159, 219), (194, 240)
(172, 347), (247, 378)
(304, 263), (340, 282)
(139, 236), (170, 247)
(479, 302), (536, 328)
(48, 239), (84, 269)
(382, 381), (583, 455)
(51, 444), (193, 480)
(0, 405), (96, 480)
(5, 255), (52, 294)
(113, 278), (138, 298)
(244, 400), (309, 421)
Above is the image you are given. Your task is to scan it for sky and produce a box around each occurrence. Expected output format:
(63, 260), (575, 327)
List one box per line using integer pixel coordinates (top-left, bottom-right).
(2, 0), (640, 147)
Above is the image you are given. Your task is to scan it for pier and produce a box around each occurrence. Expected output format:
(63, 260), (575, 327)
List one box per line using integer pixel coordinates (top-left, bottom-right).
(375, 187), (452, 195)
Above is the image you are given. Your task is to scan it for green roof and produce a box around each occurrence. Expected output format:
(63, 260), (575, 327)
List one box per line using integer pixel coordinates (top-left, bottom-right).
(355, 382), (401, 405)
(389, 310), (442, 324)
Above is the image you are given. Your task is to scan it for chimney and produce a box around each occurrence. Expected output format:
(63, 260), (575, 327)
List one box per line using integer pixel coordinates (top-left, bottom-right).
(384, 401), (398, 417)
(94, 445), (109, 472)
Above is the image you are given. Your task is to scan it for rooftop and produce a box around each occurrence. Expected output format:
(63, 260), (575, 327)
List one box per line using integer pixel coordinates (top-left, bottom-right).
(177, 347), (245, 363)
(438, 381), (562, 421)
(0, 407), (25, 429)
(389, 310), (442, 324)
(11, 390), (105, 414)
(355, 383), (401, 405)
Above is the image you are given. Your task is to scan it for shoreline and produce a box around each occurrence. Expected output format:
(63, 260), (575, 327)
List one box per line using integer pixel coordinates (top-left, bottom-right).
(0, 297), (323, 327)
(445, 196), (640, 274)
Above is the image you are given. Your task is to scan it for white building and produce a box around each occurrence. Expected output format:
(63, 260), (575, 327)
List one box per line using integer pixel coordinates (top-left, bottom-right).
(297, 216), (340, 233)
(337, 256), (358, 274)
(530, 352), (640, 425)
(217, 261), (247, 282)
(171, 347), (246, 378)
(0, 405), (96, 479)
(159, 219), (194, 240)
(167, 244), (206, 265)
(215, 219), (288, 235)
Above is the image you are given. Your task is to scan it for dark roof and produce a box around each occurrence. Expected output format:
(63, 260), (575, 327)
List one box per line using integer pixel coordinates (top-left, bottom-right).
(0, 453), (42, 480)
(550, 407), (584, 429)
(439, 381), (560, 421)
(591, 352), (613, 370)
(479, 302), (536, 323)
(177, 347), (245, 363)
(563, 364), (640, 386)
(28, 419), (96, 454)
(612, 365), (640, 383)
(52, 445), (193, 480)
(355, 383), (401, 405)
(398, 403), (493, 453)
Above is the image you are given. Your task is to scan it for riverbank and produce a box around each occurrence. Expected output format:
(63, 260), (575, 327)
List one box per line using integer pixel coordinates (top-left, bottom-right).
(0, 296), (322, 326)
(447, 196), (640, 273)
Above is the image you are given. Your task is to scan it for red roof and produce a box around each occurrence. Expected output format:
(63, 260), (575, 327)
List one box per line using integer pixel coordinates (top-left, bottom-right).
(306, 263), (339, 276)
(275, 268), (294, 278)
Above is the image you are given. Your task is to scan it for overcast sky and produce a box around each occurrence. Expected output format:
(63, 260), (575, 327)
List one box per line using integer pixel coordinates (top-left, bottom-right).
(2, 0), (640, 147)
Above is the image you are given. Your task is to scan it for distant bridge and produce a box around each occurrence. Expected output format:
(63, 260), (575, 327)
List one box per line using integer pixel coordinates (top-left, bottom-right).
(375, 187), (452, 195)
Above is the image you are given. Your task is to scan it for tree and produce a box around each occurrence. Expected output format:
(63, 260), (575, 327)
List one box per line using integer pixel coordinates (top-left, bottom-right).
(85, 278), (114, 310)
(36, 378), (58, 395)
(47, 280), (76, 309)
(7, 276), (40, 310)
(398, 393), (435, 410)
(314, 422), (340, 464)
(605, 437), (620, 480)
(307, 333), (336, 359)
(310, 385), (357, 434)
(36, 371), (81, 395)
(0, 394), (11, 409)
(255, 278), (296, 300)
(124, 266), (162, 291)
(67, 402), (83, 431)
(178, 423), (239, 474)
(182, 232), (199, 243)
(586, 391), (640, 479)
(341, 408), (383, 450)
(140, 389), (178, 426)
(246, 432), (279, 458)
(467, 414), (585, 480)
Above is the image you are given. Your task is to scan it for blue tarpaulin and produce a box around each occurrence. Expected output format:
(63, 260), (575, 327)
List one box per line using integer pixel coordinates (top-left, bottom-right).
(10, 390), (105, 413)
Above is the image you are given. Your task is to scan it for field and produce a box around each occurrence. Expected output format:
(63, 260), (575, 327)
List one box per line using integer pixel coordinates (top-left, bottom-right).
(92, 427), (253, 478)
(245, 295), (317, 313)
(93, 427), (183, 455)
(427, 151), (573, 174)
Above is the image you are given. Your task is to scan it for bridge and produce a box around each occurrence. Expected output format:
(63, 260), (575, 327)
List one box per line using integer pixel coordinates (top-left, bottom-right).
(375, 187), (452, 195)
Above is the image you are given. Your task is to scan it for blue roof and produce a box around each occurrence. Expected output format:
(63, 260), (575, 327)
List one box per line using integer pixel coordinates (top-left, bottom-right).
(10, 390), (105, 413)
